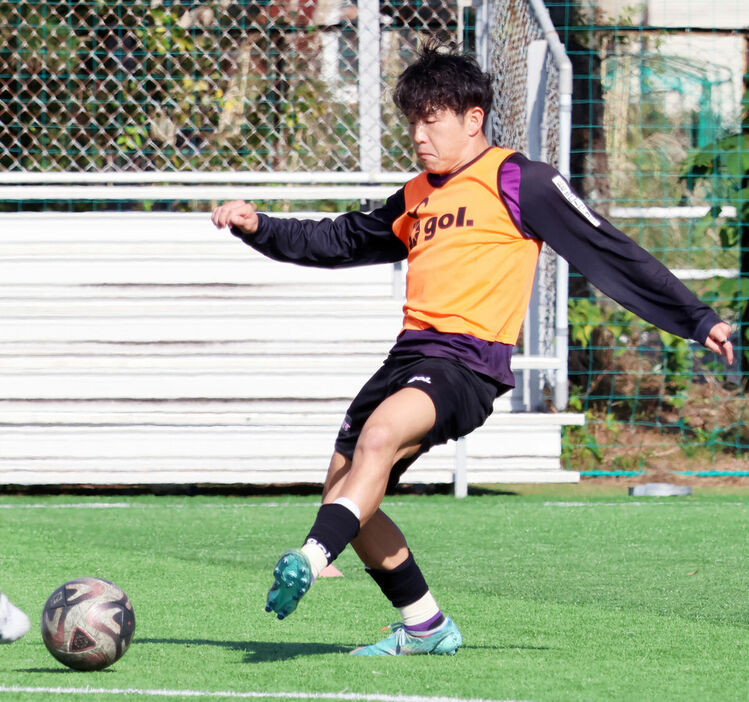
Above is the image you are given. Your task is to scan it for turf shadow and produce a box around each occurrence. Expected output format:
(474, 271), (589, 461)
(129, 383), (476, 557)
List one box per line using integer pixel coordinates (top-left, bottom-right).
(464, 644), (552, 651)
(138, 637), (350, 661)
(19, 668), (114, 674)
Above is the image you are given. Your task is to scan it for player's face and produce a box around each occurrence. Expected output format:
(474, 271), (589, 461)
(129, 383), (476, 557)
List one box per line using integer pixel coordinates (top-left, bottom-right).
(408, 107), (483, 174)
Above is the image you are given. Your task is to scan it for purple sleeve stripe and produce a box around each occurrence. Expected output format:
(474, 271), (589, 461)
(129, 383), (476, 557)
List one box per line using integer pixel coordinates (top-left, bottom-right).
(498, 160), (533, 239)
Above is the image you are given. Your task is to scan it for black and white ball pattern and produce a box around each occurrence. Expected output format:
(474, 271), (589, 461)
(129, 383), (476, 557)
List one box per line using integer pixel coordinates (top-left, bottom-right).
(41, 577), (135, 671)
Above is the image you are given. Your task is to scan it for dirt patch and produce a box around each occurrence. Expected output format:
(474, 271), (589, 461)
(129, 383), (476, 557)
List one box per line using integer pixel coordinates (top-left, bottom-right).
(582, 472), (749, 489)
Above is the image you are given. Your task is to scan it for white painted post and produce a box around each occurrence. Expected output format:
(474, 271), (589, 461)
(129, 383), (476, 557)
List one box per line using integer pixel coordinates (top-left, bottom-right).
(474, 0), (490, 70)
(474, 0), (491, 142)
(391, 260), (404, 299)
(454, 437), (468, 498)
(523, 39), (549, 411)
(529, 0), (573, 411)
(357, 0), (381, 175)
(526, 40), (549, 162)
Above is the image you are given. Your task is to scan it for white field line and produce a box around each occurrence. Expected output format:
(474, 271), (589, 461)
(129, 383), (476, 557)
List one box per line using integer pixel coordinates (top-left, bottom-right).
(544, 501), (673, 507)
(0, 501), (744, 511)
(0, 502), (133, 509)
(0, 685), (525, 702)
(0, 502), (409, 510)
(0, 502), (319, 510)
(543, 501), (746, 507)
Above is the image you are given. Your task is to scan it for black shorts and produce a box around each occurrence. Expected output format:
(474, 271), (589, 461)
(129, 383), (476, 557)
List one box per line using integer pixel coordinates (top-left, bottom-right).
(334, 352), (507, 492)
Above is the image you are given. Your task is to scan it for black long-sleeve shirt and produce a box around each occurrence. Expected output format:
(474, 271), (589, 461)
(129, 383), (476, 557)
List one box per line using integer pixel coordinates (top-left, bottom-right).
(232, 150), (720, 386)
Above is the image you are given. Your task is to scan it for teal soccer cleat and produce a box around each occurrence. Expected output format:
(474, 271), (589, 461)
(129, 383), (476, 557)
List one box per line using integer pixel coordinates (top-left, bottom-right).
(265, 550), (312, 620)
(350, 617), (462, 656)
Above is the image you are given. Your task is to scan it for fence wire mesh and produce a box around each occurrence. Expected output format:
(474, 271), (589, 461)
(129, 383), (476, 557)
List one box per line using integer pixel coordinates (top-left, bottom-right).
(487, 0), (563, 397)
(552, 0), (747, 477)
(0, 0), (459, 173)
(488, 0), (559, 167)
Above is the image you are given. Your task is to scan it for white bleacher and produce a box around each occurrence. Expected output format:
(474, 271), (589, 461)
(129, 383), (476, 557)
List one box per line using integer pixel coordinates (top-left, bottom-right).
(0, 210), (582, 492)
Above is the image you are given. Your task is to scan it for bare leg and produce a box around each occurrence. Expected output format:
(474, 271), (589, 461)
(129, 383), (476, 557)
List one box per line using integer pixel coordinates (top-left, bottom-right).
(326, 387), (435, 524)
(324, 455), (409, 569)
(322, 434), (461, 657)
(266, 388), (435, 619)
(320, 386), (435, 568)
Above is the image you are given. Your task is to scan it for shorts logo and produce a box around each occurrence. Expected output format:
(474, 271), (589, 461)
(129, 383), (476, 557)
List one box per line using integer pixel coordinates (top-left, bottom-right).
(340, 414), (352, 432)
(552, 175), (601, 227)
(407, 375), (432, 385)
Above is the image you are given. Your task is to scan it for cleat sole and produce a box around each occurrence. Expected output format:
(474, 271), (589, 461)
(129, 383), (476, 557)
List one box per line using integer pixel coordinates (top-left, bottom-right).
(265, 550), (312, 620)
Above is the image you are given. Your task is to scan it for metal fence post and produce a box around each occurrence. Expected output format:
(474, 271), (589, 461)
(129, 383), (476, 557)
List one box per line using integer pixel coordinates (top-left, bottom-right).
(454, 437), (468, 498)
(358, 0), (382, 174)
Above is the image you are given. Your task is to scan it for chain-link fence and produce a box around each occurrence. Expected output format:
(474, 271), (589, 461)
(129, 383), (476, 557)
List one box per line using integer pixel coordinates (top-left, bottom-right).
(0, 0), (464, 173)
(487, 0), (567, 408)
(552, 1), (747, 477)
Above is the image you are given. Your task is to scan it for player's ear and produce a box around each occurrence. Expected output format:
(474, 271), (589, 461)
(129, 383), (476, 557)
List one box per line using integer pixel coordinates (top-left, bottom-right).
(465, 107), (485, 137)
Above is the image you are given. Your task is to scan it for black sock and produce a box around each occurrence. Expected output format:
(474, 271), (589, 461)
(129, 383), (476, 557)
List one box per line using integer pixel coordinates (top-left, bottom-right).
(304, 503), (360, 563)
(365, 551), (429, 608)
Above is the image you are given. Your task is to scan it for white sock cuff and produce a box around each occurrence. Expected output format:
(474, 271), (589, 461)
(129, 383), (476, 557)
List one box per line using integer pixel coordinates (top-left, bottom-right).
(332, 496), (361, 521)
(399, 591), (440, 627)
(300, 541), (329, 580)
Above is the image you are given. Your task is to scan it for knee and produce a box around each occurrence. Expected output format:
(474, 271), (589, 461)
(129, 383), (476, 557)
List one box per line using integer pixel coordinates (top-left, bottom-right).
(355, 422), (398, 462)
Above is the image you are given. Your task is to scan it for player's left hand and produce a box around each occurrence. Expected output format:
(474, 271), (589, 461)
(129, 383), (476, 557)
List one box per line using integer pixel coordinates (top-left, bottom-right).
(704, 322), (734, 365)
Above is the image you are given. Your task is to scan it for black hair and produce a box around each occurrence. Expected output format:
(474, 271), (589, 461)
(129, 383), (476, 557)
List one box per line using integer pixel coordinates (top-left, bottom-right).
(393, 40), (493, 120)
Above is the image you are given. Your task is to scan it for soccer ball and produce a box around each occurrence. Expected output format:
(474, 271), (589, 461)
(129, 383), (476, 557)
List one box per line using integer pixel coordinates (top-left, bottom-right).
(41, 577), (135, 671)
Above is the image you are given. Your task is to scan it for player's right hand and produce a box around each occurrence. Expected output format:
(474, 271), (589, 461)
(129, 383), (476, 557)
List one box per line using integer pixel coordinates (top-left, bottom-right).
(211, 200), (259, 235)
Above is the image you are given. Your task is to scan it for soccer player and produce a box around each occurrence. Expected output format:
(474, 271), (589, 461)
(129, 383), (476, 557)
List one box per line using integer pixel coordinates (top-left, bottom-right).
(211, 42), (733, 656)
(0, 591), (30, 643)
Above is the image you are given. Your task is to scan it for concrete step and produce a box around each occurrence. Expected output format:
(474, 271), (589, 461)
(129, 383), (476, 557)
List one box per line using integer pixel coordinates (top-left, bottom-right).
(0, 411), (582, 486)
(0, 351), (562, 373)
(0, 462), (578, 487)
(0, 399), (584, 428)
(0, 297), (402, 317)
(0, 210), (579, 489)
(0, 283), (394, 300)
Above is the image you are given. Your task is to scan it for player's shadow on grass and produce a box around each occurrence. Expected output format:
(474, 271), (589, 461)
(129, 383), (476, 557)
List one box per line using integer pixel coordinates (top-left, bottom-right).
(138, 637), (350, 661)
(465, 644), (551, 651)
(139, 637), (550, 659)
(20, 668), (114, 674)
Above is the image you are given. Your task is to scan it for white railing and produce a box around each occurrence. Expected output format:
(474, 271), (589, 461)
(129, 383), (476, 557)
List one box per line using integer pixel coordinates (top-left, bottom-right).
(0, 171), (413, 202)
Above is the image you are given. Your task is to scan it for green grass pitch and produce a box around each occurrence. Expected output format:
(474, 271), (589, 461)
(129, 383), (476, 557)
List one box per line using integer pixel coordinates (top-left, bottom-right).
(0, 486), (747, 701)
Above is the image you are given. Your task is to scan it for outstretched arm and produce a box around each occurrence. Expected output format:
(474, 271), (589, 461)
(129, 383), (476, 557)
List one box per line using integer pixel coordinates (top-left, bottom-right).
(211, 191), (408, 269)
(504, 154), (733, 364)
